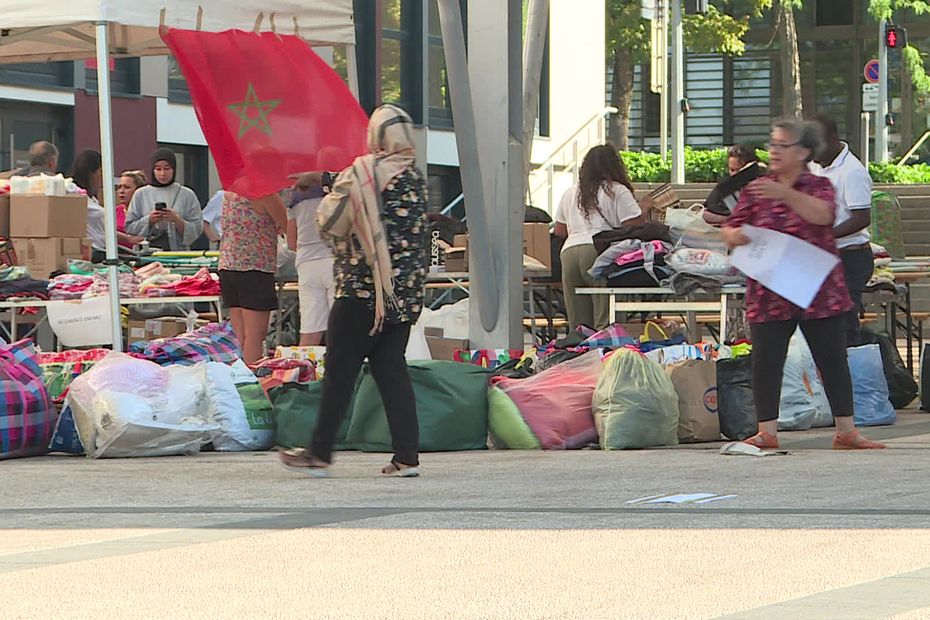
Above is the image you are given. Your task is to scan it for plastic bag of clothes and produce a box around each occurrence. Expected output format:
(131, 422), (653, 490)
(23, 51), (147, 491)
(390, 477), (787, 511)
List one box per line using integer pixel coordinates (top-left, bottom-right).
(778, 331), (833, 431)
(1, 340), (55, 460)
(848, 344), (897, 427)
(204, 361), (274, 451)
(861, 327), (917, 409)
(593, 348), (679, 449)
(66, 353), (218, 458)
(128, 321), (241, 366)
(489, 350), (602, 450)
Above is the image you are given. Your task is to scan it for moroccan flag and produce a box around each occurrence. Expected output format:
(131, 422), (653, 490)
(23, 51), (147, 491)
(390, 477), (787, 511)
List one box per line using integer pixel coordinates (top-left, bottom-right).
(161, 28), (368, 199)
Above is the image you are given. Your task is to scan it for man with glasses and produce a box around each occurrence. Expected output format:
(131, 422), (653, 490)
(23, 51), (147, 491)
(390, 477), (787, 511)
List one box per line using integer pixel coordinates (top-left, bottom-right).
(809, 114), (874, 347)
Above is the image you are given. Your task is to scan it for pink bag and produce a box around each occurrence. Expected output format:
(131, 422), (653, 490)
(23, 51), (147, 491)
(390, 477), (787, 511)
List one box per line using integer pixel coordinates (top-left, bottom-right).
(490, 350), (602, 449)
(1, 340), (55, 459)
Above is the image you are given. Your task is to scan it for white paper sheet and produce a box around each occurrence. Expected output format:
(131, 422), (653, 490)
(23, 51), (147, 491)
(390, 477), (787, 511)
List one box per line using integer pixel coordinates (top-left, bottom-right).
(730, 225), (840, 309)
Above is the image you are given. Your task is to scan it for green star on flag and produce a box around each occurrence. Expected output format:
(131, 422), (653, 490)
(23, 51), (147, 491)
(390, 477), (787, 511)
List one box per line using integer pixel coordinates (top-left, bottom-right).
(228, 83), (281, 138)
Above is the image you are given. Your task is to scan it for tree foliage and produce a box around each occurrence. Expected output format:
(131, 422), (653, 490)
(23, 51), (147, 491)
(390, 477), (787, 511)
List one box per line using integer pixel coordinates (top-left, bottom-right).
(870, 0), (930, 95)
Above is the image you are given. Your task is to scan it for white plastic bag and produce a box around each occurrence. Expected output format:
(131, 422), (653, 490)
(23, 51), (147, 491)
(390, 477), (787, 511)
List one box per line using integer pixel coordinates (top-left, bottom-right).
(46, 297), (115, 347)
(405, 319), (433, 361)
(67, 353), (217, 459)
(204, 361), (274, 451)
(778, 331), (833, 431)
(419, 298), (469, 339)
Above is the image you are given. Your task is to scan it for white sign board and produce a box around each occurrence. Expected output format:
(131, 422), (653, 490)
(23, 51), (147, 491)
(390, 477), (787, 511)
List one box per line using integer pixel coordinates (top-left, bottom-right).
(642, 0), (656, 19)
(862, 83), (879, 112)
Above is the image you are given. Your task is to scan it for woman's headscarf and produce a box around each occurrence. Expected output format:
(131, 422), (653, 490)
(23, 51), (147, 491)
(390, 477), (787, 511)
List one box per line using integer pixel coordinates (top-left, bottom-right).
(150, 147), (178, 187)
(317, 104), (417, 334)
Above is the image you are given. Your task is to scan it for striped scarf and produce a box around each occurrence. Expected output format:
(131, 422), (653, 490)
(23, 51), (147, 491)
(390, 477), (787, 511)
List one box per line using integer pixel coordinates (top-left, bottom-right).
(317, 105), (417, 334)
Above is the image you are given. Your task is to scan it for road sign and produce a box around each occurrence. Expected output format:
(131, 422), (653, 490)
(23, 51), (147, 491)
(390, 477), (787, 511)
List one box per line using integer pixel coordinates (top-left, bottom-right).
(642, 0), (656, 19)
(862, 83), (880, 112)
(864, 59), (880, 83)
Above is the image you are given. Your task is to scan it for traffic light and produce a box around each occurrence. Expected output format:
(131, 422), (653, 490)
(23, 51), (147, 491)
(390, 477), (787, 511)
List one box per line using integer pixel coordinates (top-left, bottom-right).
(885, 24), (907, 49)
(685, 0), (709, 14)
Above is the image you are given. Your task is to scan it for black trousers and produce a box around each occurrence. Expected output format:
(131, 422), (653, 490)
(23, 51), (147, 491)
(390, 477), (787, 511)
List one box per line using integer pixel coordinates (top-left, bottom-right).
(750, 315), (854, 423)
(307, 298), (419, 466)
(841, 246), (874, 347)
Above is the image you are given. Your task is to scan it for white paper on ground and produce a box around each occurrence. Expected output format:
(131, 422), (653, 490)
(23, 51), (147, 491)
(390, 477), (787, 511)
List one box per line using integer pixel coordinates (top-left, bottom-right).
(626, 493), (738, 505)
(730, 225), (840, 309)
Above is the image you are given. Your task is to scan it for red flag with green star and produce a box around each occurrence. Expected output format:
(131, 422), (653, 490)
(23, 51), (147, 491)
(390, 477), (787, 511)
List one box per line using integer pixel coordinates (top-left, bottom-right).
(160, 28), (368, 199)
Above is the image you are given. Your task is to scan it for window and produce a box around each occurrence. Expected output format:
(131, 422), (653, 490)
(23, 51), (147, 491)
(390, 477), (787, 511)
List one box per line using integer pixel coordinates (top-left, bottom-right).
(381, 0), (423, 121)
(816, 0), (853, 26)
(85, 58), (141, 96)
(0, 62), (73, 89)
(428, 0), (453, 127)
(641, 64), (661, 136)
(168, 56), (191, 103)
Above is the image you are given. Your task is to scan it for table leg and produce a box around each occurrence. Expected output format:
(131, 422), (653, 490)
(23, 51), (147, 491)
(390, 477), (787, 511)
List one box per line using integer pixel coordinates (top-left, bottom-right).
(609, 293), (616, 325)
(720, 293), (729, 344)
(906, 283), (915, 372)
(10, 309), (17, 342)
(527, 279), (537, 344)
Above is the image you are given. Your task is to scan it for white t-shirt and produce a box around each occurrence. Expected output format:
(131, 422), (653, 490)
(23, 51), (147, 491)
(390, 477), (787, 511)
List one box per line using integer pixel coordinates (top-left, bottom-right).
(555, 182), (641, 253)
(202, 190), (225, 236)
(810, 143), (872, 249)
(86, 196), (106, 251)
(287, 197), (333, 267)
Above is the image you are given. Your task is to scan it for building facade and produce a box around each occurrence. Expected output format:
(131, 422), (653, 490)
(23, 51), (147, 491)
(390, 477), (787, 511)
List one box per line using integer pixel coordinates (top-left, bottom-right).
(0, 0), (606, 219)
(622, 0), (930, 160)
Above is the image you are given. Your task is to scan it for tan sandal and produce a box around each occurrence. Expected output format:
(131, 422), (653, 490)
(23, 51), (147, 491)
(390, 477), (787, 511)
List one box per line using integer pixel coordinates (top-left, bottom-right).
(742, 432), (780, 450)
(832, 431), (886, 450)
(382, 461), (420, 478)
(278, 449), (331, 477)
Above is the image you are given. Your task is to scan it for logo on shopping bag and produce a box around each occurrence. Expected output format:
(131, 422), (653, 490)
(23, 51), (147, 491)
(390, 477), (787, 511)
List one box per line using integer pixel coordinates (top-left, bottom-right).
(703, 387), (718, 414)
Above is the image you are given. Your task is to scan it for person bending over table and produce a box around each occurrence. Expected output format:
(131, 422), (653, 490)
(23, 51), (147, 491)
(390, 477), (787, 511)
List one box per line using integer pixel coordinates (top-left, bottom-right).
(554, 144), (652, 330)
(703, 144), (765, 227)
(722, 118), (884, 450)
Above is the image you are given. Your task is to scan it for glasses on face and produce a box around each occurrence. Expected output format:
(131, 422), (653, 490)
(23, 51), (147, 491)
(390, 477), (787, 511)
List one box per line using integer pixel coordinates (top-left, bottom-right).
(767, 142), (800, 151)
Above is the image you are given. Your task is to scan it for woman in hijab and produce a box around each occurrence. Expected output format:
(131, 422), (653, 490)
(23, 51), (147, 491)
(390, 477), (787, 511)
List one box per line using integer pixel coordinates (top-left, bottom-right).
(124, 147), (203, 251)
(280, 104), (429, 478)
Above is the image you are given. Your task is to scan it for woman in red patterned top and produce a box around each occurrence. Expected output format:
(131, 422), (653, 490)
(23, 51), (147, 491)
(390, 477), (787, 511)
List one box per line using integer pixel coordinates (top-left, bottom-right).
(723, 119), (884, 450)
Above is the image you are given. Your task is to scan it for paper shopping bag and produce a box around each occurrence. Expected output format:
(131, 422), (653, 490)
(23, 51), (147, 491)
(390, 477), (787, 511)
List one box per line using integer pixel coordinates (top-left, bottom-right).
(667, 359), (720, 443)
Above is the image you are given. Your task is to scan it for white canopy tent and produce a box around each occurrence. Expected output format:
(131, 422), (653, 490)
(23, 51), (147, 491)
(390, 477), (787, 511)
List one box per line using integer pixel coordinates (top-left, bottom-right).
(0, 1), (355, 351)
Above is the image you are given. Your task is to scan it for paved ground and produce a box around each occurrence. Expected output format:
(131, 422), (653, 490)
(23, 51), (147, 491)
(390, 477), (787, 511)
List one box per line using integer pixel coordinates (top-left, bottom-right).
(2, 412), (930, 619)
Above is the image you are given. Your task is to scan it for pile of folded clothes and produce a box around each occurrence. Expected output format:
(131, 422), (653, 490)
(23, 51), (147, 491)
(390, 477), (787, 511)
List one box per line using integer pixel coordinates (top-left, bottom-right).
(141, 267), (220, 298)
(48, 274), (94, 300)
(0, 266), (49, 301)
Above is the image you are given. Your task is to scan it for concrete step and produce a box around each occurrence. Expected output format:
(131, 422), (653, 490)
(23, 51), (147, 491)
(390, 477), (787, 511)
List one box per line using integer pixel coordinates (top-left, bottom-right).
(898, 220), (930, 232)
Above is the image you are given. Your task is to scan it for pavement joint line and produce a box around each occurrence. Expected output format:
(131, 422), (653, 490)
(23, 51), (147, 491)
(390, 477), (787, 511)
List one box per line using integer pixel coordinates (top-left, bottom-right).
(4, 506), (930, 518)
(717, 565), (930, 619)
(0, 508), (405, 574)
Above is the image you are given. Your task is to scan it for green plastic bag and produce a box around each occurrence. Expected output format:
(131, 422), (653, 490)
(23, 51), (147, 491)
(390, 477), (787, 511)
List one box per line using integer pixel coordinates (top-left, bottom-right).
(593, 348), (680, 450)
(870, 190), (905, 259)
(269, 381), (355, 451)
(347, 361), (491, 452)
(487, 386), (541, 450)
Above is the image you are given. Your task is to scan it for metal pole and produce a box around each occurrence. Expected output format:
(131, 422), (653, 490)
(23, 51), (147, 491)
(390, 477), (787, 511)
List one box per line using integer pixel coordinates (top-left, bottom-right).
(95, 22), (124, 351)
(670, 0), (685, 184)
(877, 19), (889, 162)
(522, 0), (550, 202)
(346, 44), (360, 101)
(437, 0), (500, 332)
(659, 0), (668, 160)
(860, 112), (871, 163)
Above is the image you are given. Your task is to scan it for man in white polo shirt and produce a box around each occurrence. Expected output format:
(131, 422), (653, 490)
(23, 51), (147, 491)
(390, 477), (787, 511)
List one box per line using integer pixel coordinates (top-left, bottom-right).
(810, 114), (874, 347)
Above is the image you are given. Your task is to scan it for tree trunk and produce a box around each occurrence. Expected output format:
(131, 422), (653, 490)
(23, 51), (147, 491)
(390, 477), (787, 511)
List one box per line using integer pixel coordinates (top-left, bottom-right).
(609, 47), (635, 149)
(777, 0), (803, 119)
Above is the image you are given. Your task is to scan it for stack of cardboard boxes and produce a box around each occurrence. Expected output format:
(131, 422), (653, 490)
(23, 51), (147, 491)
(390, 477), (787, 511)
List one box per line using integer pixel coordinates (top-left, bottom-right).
(127, 317), (209, 345)
(443, 223), (552, 273)
(6, 195), (91, 279)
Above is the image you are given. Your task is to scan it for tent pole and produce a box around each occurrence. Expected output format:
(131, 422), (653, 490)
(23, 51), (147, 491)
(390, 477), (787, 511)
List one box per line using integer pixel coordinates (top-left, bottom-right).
(346, 44), (360, 100)
(94, 22), (124, 352)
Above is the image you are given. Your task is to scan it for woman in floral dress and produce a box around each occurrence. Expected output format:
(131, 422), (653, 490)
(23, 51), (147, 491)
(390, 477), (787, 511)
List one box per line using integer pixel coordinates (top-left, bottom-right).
(280, 105), (429, 477)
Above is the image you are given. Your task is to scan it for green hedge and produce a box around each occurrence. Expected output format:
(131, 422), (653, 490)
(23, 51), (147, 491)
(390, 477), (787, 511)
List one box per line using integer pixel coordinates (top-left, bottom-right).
(619, 147), (930, 184)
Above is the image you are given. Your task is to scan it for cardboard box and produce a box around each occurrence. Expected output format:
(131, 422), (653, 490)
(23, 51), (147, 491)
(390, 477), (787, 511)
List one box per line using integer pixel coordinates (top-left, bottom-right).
(10, 195), (88, 238)
(128, 317), (208, 344)
(523, 223), (552, 269)
(13, 237), (92, 279)
(424, 327), (469, 361)
(443, 247), (468, 273)
(0, 196), (9, 238)
(446, 224), (552, 270)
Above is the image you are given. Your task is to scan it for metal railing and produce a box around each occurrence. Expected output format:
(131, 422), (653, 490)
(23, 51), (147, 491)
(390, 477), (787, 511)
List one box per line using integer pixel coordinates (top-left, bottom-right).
(440, 106), (618, 219)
